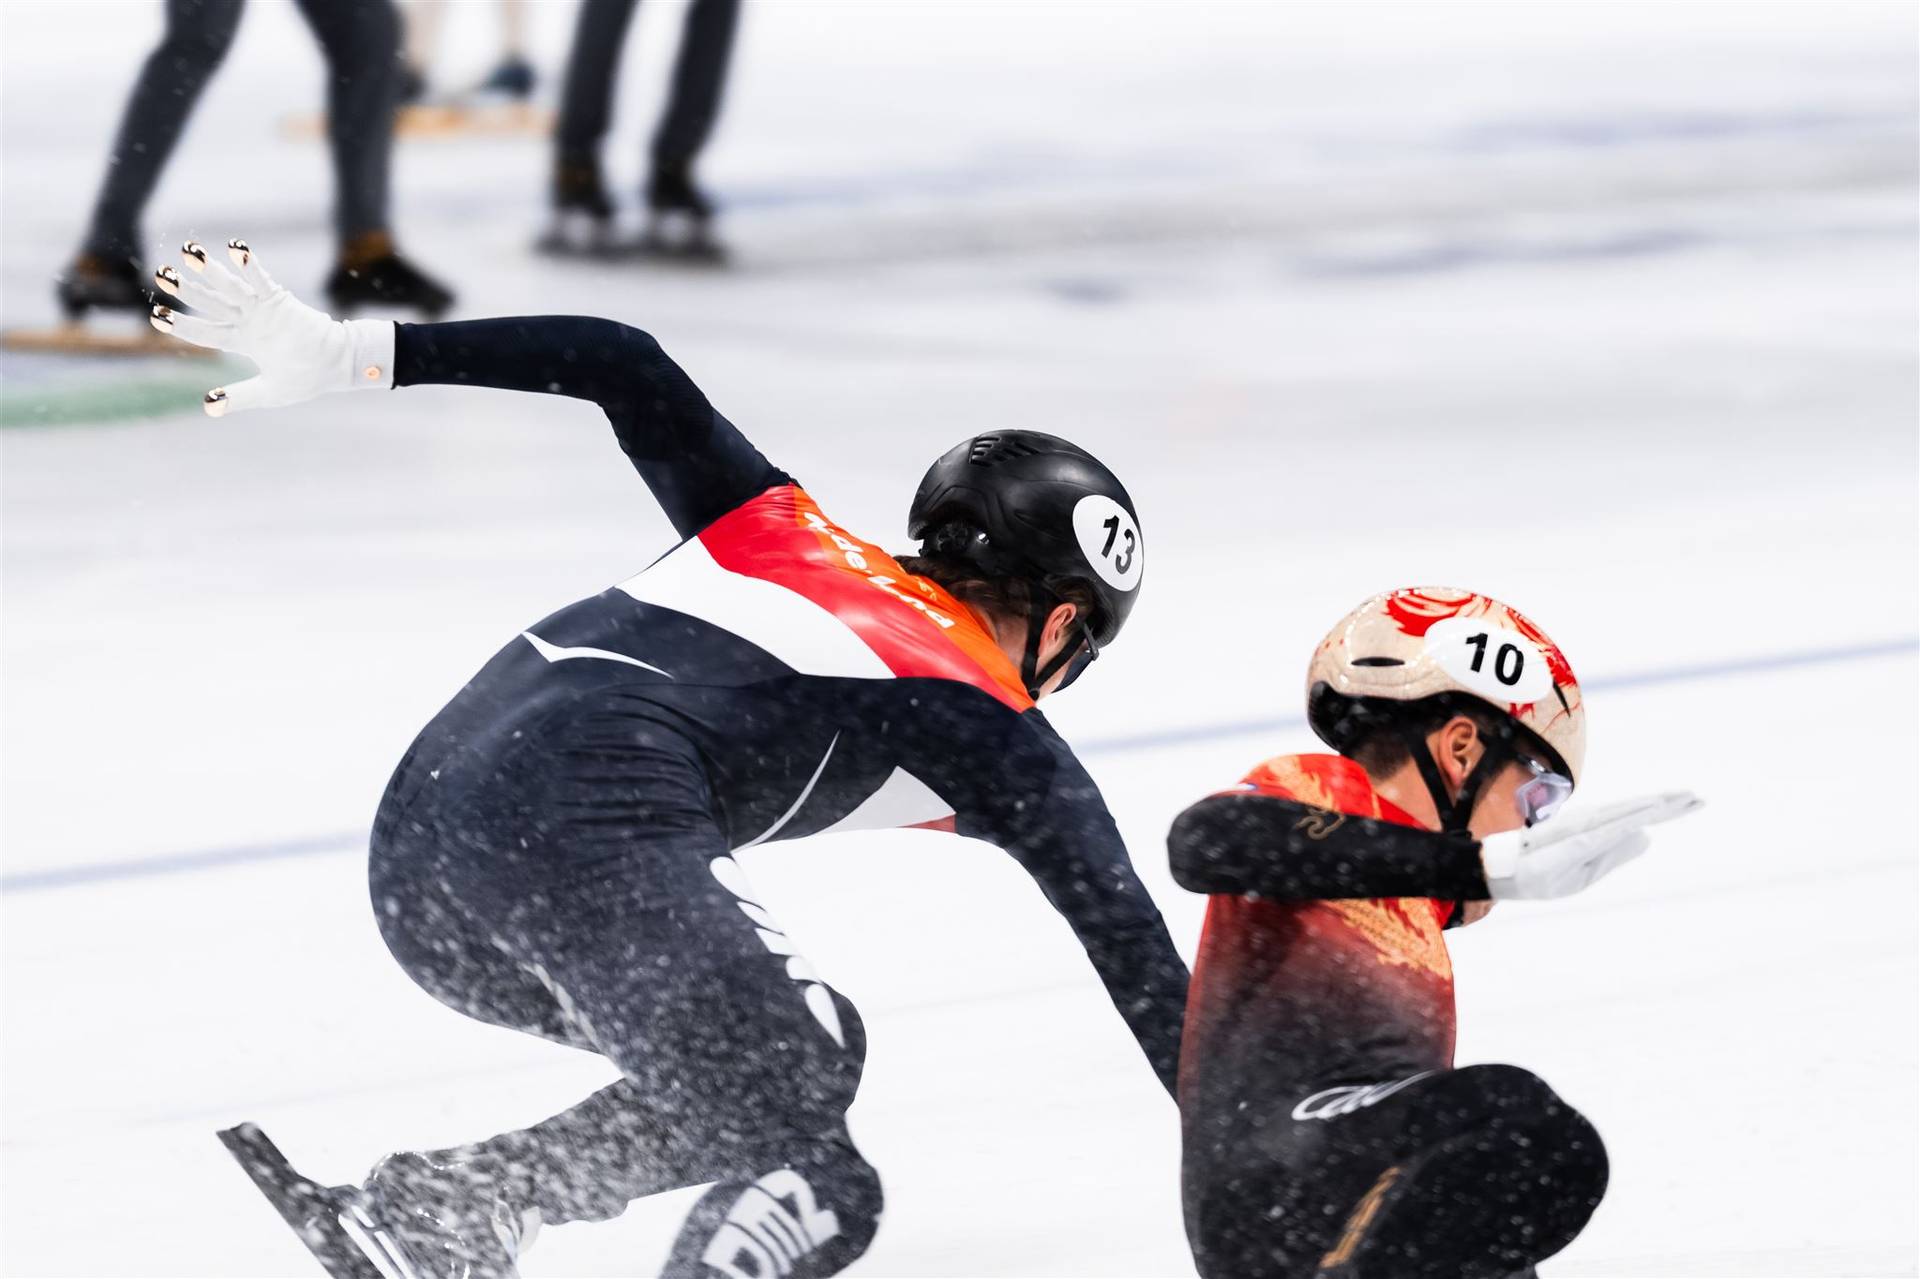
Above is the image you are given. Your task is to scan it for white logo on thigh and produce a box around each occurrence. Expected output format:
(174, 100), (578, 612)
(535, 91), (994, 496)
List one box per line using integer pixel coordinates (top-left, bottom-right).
(709, 856), (847, 1048)
(701, 1168), (842, 1279)
(1291, 1072), (1434, 1122)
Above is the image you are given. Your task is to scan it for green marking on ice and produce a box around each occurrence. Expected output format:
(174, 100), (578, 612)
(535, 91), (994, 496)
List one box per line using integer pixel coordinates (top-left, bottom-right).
(0, 357), (239, 428)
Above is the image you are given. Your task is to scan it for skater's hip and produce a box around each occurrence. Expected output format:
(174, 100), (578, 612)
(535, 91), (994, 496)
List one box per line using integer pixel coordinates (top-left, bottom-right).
(373, 692), (721, 868)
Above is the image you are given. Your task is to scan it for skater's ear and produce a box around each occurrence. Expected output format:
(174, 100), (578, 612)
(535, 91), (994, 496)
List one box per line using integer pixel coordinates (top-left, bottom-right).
(1038, 600), (1080, 660)
(1431, 715), (1485, 791)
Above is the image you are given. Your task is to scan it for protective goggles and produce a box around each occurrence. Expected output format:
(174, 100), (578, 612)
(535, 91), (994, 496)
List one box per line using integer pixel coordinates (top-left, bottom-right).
(1516, 755), (1574, 827)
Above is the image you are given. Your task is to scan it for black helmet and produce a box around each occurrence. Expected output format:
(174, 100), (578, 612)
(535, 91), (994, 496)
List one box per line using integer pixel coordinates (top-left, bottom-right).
(908, 431), (1143, 693)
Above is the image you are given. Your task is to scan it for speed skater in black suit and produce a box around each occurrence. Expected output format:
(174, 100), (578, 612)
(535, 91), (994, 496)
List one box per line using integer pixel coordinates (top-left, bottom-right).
(151, 237), (1186, 1279)
(1168, 588), (1702, 1279)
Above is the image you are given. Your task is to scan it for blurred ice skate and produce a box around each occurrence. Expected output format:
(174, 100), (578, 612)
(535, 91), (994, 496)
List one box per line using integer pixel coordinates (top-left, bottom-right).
(641, 163), (727, 264)
(1, 256), (218, 357)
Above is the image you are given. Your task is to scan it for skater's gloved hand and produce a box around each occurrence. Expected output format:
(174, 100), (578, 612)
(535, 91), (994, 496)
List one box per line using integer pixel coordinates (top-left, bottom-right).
(1480, 791), (1703, 900)
(149, 238), (394, 418)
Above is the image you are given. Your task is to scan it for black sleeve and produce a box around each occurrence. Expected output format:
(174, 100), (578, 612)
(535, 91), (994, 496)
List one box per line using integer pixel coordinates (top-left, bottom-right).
(959, 719), (1189, 1097)
(1168, 793), (1491, 901)
(394, 317), (790, 538)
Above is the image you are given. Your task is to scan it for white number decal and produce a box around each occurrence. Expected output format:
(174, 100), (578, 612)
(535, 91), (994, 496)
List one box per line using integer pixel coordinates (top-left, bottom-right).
(1424, 616), (1552, 702)
(1072, 494), (1144, 592)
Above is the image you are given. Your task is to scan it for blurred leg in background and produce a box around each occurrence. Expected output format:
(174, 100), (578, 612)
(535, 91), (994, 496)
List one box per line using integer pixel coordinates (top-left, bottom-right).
(58, 0), (244, 318)
(58, 0), (454, 322)
(551, 0), (640, 238)
(477, 0), (537, 100)
(397, 0), (443, 103)
(401, 0), (536, 105)
(549, 0), (740, 255)
(294, 0), (456, 317)
(646, 0), (738, 239)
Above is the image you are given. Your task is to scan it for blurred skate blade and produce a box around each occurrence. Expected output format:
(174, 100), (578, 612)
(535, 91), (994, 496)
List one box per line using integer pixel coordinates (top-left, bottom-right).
(280, 102), (552, 143)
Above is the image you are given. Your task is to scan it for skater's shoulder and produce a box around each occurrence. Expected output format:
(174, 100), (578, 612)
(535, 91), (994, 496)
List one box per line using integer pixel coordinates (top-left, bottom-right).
(1228, 753), (1420, 826)
(696, 485), (1032, 709)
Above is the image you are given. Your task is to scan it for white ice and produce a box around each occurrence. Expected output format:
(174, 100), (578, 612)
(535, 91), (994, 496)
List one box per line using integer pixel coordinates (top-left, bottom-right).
(2, 2), (1916, 1276)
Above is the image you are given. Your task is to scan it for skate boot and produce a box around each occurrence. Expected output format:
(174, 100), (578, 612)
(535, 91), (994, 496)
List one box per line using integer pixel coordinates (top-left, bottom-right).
(475, 55), (536, 101)
(354, 1149), (541, 1279)
(326, 233), (455, 319)
(55, 253), (156, 320)
(644, 163), (725, 263)
(539, 152), (618, 255)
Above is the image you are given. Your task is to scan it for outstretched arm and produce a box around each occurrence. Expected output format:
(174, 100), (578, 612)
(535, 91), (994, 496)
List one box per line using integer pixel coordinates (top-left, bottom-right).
(965, 729), (1188, 1096)
(395, 318), (786, 537)
(1017, 832), (1189, 1097)
(152, 238), (786, 537)
(1169, 793), (1489, 900)
(1170, 789), (1703, 903)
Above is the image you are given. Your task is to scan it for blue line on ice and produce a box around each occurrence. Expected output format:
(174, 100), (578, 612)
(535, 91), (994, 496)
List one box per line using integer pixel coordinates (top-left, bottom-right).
(3, 634), (1913, 896)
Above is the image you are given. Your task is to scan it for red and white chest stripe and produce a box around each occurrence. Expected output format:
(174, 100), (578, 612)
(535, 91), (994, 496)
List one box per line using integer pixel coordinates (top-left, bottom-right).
(614, 488), (995, 837)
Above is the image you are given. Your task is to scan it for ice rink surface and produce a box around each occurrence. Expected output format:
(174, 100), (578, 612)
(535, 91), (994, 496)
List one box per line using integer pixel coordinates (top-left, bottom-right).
(2, 2), (1916, 1276)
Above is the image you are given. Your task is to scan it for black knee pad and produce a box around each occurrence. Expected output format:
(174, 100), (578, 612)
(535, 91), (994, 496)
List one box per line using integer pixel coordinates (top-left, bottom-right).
(1391, 1093), (1608, 1278)
(1452, 1063), (1559, 1113)
(661, 1134), (883, 1279)
(1456, 1066), (1608, 1200)
(1316, 1069), (1608, 1279)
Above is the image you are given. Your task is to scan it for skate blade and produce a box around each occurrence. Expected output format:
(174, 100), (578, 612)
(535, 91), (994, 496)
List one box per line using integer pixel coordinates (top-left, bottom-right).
(281, 104), (550, 142)
(535, 213), (640, 261)
(638, 237), (730, 267)
(639, 215), (730, 268)
(216, 1124), (388, 1279)
(396, 102), (551, 139)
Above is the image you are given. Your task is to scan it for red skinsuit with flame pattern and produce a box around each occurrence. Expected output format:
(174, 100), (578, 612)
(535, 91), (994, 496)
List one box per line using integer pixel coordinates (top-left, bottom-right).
(1178, 754), (1455, 1122)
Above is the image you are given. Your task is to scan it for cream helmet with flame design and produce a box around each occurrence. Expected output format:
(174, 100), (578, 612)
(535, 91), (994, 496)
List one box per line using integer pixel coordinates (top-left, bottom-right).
(1306, 587), (1586, 831)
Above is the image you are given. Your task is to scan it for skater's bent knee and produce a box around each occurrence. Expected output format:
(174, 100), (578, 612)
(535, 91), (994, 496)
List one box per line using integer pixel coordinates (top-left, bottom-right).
(1442, 1065), (1608, 1201)
(1453, 1063), (1567, 1116)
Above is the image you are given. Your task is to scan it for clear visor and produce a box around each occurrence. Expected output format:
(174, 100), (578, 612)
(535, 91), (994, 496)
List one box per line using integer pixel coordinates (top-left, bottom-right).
(1516, 756), (1574, 827)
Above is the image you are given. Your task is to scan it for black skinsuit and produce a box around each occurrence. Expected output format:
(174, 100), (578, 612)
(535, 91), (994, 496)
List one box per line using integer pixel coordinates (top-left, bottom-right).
(366, 315), (1188, 1277)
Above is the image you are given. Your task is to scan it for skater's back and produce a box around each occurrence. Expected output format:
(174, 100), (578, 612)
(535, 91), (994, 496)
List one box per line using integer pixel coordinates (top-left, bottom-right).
(166, 245), (1185, 1279)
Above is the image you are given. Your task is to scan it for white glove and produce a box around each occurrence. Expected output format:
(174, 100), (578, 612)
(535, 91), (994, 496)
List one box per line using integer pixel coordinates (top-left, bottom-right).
(149, 238), (395, 417)
(1480, 791), (1703, 900)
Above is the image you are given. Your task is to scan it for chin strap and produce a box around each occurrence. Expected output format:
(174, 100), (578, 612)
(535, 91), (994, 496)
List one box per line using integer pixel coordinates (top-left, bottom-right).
(1021, 590), (1081, 699)
(1401, 722), (1512, 834)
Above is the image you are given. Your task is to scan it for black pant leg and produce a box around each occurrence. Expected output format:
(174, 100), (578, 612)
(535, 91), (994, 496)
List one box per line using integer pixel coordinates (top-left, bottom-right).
(555, 0), (641, 159)
(495, 834), (871, 1221)
(1190, 1065), (1608, 1279)
(650, 0), (740, 174)
(81, 0), (245, 261)
(291, 0), (400, 245)
(1328, 1065), (1606, 1279)
(661, 1128), (884, 1279)
(376, 700), (872, 1241)
(369, 823), (588, 1052)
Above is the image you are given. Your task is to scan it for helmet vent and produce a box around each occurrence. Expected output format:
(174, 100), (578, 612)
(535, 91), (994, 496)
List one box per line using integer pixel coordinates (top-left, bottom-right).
(1350, 657), (1405, 667)
(968, 434), (1043, 467)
